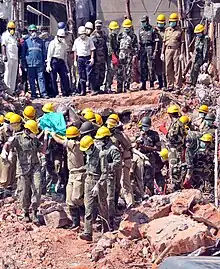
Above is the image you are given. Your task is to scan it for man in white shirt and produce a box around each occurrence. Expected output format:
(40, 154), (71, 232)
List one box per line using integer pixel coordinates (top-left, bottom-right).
(72, 26), (95, 96)
(1, 21), (18, 92)
(46, 29), (70, 97)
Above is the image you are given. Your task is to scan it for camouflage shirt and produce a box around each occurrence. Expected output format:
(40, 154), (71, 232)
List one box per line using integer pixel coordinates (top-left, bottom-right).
(166, 118), (186, 148)
(194, 35), (210, 62)
(136, 129), (161, 155)
(103, 140), (121, 173)
(139, 25), (156, 49)
(118, 31), (138, 57)
(91, 30), (108, 63)
(107, 33), (119, 56)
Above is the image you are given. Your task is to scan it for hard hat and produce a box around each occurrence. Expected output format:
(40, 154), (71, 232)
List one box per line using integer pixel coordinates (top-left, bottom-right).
(4, 112), (14, 121)
(198, 104), (208, 113)
(106, 118), (118, 129)
(28, 24), (37, 31)
(10, 114), (22, 124)
(24, 120), (39, 134)
(95, 113), (103, 126)
(95, 20), (102, 27)
(194, 24), (205, 34)
(160, 148), (169, 161)
(78, 26), (86, 35)
(42, 103), (55, 113)
(141, 116), (152, 126)
(57, 29), (66, 37)
(108, 113), (120, 123)
(85, 22), (93, 29)
(157, 14), (166, 23)
(84, 111), (96, 122)
(95, 126), (111, 139)
(167, 104), (180, 114)
(0, 115), (4, 124)
(80, 135), (94, 151)
(66, 126), (80, 138)
(169, 13), (179, 22)
(57, 22), (66, 29)
(200, 133), (213, 142)
(23, 106), (36, 120)
(81, 108), (94, 116)
(205, 112), (215, 121)
(80, 121), (95, 135)
(109, 21), (119, 30)
(140, 15), (149, 22)
(7, 21), (15, 29)
(122, 19), (132, 28)
(179, 115), (190, 125)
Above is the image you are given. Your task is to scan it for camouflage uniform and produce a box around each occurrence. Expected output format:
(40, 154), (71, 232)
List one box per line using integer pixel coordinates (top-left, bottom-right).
(190, 35), (210, 86)
(139, 25), (157, 88)
(91, 30), (108, 92)
(117, 31), (138, 93)
(84, 146), (109, 236)
(166, 118), (186, 190)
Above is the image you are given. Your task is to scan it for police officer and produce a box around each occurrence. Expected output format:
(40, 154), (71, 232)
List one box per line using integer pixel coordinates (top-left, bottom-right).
(95, 126), (121, 230)
(190, 24), (210, 87)
(91, 20), (108, 94)
(155, 14), (167, 89)
(117, 19), (138, 93)
(161, 13), (184, 91)
(79, 135), (108, 241)
(139, 15), (157, 90)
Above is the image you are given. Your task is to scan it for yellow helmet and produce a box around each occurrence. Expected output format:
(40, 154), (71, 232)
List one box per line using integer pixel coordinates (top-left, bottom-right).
(95, 126), (111, 139)
(7, 21), (15, 29)
(108, 113), (119, 123)
(106, 118), (118, 129)
(198, 104), (208, 113)
(23, 106), (36, 120)
(80, 135), (94, 151)
(10, 114), (22, 124)
(0, 115), (4, 124)
(157, 14), (166, 23)
(66, 126), (80, 138)
(122, 19), (132, 28)
(169, 13), (179, 22)
(4, 112), (14, 122)
(84, 111), (96, 122)
(179, 115), (190, 125)
(200, 133), (213, 142)
(42, 103), (55, 113)
(160, 148), (169, 161)
(194, 24), (205, 34)
(109, 21), (119, 30)
(167, 104), (180, 114)
(81, 108), (93, 117)
(95, 113), (103, 126)
(24, 120), (39, 134)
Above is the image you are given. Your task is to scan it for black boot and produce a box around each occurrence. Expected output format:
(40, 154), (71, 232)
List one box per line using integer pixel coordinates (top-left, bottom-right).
(69, 207), (80, 229)
(109, 216), (114, 232)
(23, 212), (31, 223)
(79, 233), (92, 241)
(140, 81), (146, 91)
(31, 210), (39, 224)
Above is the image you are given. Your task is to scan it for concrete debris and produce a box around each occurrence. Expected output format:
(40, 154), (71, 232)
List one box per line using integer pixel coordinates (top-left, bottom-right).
(43, 210), (71, 228)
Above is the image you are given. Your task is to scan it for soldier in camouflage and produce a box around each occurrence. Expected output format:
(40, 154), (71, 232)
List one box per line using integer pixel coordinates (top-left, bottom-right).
(117, 19), (138, 93)
(91, 20), (108, 94)
(199, 112), (216, 135)
(139, 15), (157, 90)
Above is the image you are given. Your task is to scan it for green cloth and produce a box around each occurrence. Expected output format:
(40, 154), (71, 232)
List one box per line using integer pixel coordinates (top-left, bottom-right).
(39, 112), (66, 136)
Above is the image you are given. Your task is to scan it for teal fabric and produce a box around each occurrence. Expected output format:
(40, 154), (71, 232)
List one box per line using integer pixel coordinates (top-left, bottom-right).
(39, 112), (66, 136)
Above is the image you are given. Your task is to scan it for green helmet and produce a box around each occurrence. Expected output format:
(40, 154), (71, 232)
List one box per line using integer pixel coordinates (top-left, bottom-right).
(141, 116), (152, 127)
(28, 24), (37, 31)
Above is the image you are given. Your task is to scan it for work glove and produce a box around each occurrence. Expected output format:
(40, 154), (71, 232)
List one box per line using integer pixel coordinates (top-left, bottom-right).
(46, 63), (52, 73)
(89, 58), (94, 66)
(160, 53), (165, 62)
(179, 54), (184, 61)
(91, 184), (99, 197)
(74, 61), (77, 67)
(1, 149), (8, 160)
(3, 55), (8, 62)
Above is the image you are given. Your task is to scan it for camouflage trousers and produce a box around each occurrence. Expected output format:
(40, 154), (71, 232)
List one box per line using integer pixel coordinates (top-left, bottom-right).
(144, 154), (156, 196)
(140, 47), (155, 87)
(106, 55), (117, 90)
(190, 56), (203, 86)
(117, 53), (133, 93)
(107, 173), (116, 218)
(16, 165), (41, 213)
(84, 175), (108, 235)
(92, 61), (106, 91)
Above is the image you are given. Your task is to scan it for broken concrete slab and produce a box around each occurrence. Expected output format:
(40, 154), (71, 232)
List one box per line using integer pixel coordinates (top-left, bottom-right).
(44, 210), (71, 228)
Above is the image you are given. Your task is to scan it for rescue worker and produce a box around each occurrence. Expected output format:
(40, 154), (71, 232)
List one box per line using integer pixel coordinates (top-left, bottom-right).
(10, 113), (23, 133)
(1, 21), (18, 92)
(166, 105), (186, 190)
(106, 21), (120, 93)
(83, 110), (96, 123)
(184, 133), (214, 202)
(1, 120), (46, 222)
(81, 107), (94, 117)
(136, 116), (161, 195)
(79, 135), (109, 241)
(95, 113), (103, 126)
(190, 24), (211, 87)
(75, 0), (94, 29)
(193, 104), (209, 131)
(95, 126), (121, 230)
(117, 19), (138, 93)
(155, 14), (167, 89)
(42, 103), (55, 114)
(139, 15), (157, 90)
(91, 20), (108, 94)
(80, 121), (96, 138)
(161, 13), (184, 91)
(46, 28), (70, 97)
(200, 112), (216, 135)
(85, 22), (94, 37)
(51, 126), (86, 228)
(23, 106), (37, 121)
(22, 24), (48, 99)
(73, 26), (95, 96)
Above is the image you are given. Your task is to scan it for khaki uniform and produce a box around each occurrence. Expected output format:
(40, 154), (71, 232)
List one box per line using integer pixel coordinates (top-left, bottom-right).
(163, 26), (184, 89)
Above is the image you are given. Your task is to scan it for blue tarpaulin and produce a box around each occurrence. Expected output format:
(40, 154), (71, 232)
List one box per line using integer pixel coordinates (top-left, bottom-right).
(39, 112), (66, 136)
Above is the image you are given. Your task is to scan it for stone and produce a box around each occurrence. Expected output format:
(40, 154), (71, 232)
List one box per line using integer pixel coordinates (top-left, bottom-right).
(44, 210), (71, 228)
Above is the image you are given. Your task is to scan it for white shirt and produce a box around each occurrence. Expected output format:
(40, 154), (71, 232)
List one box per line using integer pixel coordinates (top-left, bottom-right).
(1, 31), (18, 60)
(47, 36), (68, 63)
(72, 36), (95, 57)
